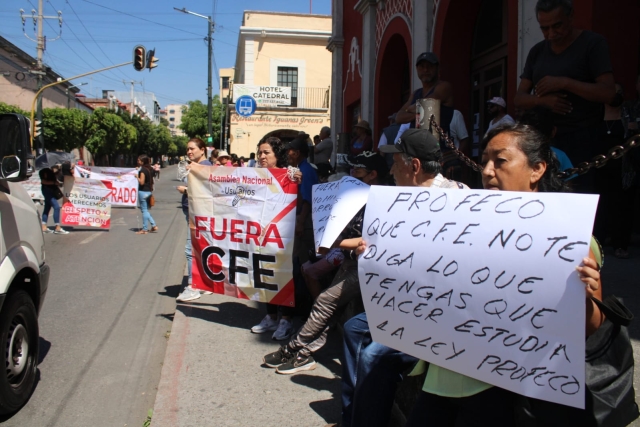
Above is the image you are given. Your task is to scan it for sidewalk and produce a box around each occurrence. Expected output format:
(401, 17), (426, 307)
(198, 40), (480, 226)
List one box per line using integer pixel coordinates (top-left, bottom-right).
(152, 272), (343, 427)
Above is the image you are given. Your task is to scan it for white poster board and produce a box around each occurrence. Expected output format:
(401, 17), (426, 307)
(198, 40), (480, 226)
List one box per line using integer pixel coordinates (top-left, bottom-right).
(20, 174), (44, 200)
(74, 166), (138, 207)
(62, 177), (112, 229)
(359, 187), (599, 409)
(232, 84), (292, 106)
(311, 177), (370, 251)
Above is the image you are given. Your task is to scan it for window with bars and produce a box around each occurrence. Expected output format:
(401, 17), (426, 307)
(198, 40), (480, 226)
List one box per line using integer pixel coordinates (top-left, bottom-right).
(222, 77), (230, 89)
(277, 67), (298, 107)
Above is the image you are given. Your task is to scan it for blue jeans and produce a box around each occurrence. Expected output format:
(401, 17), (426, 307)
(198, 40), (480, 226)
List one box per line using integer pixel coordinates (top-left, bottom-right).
(341, 312), (418, 427)
(184, 213), (192, 284)
(138, 191), (156, 231)
(41, 186), (61, 225)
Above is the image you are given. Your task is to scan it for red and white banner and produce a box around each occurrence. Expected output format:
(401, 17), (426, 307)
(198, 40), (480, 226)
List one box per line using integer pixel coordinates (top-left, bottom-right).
(189, 164), (297, 307)
(61, 177), (112, 229)
(74, 166), (138, 207)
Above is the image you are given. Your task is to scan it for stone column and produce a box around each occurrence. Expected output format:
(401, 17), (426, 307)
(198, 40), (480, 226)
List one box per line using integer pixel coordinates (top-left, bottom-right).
(355, 0), (378, 124)
(327, 0), (345, 163)
(413, 0), (430, 90)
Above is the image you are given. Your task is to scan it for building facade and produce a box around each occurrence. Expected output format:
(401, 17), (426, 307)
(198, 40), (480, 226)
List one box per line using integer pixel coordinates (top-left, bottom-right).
(229, 11), (332, 157)
(162, 104), (187, 137)
(329, 0), (640, 155)
(0, 36), (84, 112)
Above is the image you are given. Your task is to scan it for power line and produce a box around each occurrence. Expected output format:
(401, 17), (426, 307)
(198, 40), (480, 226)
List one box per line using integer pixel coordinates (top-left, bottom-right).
(80, 0), (205, 37)
(63, 0), (131, 81)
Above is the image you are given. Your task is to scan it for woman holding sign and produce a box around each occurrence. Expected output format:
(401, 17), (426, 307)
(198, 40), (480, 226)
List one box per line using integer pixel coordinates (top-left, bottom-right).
(404, 123), (604, 427)
(176, 138), (213, 302)
(135, 155), (157, 235)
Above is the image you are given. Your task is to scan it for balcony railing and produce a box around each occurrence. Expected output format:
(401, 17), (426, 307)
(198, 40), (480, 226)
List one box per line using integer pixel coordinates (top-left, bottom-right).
(284, 86), (330, 109)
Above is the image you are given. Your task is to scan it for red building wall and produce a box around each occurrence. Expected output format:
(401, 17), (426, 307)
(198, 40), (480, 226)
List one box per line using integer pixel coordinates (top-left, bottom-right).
(342, 0), (364, 134)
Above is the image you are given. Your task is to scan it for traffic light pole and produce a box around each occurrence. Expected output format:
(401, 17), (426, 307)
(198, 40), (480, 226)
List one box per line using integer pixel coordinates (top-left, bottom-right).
(174, 7), (214, 143)
(29, 61), (133, 147)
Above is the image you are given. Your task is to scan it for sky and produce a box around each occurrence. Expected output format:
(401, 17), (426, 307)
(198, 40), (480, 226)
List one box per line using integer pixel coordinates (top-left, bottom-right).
(0, 0), (332, 108)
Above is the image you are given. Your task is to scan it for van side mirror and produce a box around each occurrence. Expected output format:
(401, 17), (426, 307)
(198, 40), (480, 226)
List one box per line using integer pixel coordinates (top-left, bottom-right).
(0, 114), (32, 182)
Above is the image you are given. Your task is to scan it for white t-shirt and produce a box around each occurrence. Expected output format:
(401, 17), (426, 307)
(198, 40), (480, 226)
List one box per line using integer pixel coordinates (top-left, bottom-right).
(485, 114), (515, 135)
(449, 110), (469, 148)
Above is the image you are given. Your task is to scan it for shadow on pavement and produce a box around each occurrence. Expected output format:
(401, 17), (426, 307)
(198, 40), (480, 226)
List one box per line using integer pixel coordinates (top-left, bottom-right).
(176, 301), (262, 330)
(158, 284), (184, 298)
(37, 337), (51, 365)
(291, 374), (341, 424)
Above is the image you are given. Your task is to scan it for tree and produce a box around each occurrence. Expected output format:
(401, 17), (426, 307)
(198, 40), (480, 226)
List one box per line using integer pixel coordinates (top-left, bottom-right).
(170, 135), (188, 157)
(85, 109), (136, 157)
(0, 102), (28, 116)
(42, 108), (89, 152)
(178, 97), (223, 145)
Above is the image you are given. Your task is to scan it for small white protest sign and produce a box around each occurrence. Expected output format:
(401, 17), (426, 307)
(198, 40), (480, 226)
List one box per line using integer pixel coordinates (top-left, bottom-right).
(359, 187), (599, 409)
(311, 176), (370, 251)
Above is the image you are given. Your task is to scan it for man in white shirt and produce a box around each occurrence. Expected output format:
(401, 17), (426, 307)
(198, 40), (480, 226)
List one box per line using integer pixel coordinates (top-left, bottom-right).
(485, 97), (515, 135)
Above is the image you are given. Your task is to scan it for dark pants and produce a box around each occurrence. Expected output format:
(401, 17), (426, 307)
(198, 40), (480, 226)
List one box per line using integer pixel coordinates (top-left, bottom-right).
(554, 126), (604, 194)
(406, 388), (516, 427)
(341, 312), (418, 427)
(41, 186), (61, 224)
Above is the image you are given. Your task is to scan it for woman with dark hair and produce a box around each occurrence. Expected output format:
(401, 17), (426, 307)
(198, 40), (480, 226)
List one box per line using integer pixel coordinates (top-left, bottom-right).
(251, 136), (301, 340)
(405, 123), (604, 427)
(176, 138), (214, 302)
(136, 154), (158, 235)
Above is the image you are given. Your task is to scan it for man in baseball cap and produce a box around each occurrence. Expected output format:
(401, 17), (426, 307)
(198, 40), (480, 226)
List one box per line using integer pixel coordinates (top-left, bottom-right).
(485, 96), (515, 135)
(380, 128), (467, 188)
(341, 129), (467, 427)
(395, 52), (454, 125)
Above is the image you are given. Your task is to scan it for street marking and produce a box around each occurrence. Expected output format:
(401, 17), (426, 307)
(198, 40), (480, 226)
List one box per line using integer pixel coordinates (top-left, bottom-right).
(79, 232), (102, 245)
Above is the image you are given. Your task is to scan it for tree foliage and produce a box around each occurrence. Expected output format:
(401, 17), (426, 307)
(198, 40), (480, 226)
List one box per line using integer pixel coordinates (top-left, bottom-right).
(0, 102), (28, 116)
(85, 108), (136, 156)
(42, 108), (88, 152)
(178, 96), (223, 145)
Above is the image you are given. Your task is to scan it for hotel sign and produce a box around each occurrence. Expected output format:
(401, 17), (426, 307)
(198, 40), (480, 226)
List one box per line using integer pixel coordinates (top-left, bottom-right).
(233, 85), (292, 106)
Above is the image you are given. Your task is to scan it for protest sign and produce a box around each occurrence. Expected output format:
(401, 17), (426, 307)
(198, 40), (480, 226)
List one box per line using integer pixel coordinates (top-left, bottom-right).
(311, 177), (370, 252)
(359, 187), (599, 409)
(189, 165), (298, 306)
(20, 174), (44, 200)
(74, 166), (138, 207)
(61, 177), (111, 229)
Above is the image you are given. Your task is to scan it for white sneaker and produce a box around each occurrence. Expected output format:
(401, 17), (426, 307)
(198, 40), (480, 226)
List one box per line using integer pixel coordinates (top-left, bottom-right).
(54, 228), (69, 235)
(251, 315), (278, 334)
(201, 290), (213, 295)
(42, 228), (54, 234)
(176, 286), (201, 302)
(272, 318), (294, 341)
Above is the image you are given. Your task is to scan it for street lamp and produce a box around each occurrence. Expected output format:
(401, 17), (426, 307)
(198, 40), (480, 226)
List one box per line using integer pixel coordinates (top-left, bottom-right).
(173, 7), (214, 143)
(66, 82), (87, 109)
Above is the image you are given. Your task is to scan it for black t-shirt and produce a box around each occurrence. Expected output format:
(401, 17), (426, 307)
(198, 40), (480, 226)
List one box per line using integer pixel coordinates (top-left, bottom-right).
(138, 167), (153, 192)
(521, 30), (612, 131)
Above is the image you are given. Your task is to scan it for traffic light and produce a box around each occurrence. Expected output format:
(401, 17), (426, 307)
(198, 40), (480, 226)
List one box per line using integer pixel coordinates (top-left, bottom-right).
(133, 45), (146, 71)
(34, 120), (42, 138)
(146, 48), (159, 72)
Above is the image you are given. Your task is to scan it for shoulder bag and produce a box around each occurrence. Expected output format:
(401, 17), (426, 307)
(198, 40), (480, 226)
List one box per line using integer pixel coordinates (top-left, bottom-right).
(515, 295), (639, 427)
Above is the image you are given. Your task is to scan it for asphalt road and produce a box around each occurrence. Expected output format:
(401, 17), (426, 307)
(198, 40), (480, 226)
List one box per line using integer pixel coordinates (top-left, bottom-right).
(0, 165), (185, 427)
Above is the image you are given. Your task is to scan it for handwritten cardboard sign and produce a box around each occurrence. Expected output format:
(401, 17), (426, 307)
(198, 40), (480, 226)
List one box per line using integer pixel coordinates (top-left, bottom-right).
(62, 177), (112, 229)
(359, 186), (599, 409)
(311, 176), (370, 252)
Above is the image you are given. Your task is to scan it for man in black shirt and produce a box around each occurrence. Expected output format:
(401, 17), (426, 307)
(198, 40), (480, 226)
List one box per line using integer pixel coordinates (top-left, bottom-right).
(514, 0), (616, 191)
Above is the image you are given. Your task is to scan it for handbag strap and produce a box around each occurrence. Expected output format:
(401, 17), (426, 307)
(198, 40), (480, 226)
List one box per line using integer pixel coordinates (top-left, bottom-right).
(590, 295), (634, 327)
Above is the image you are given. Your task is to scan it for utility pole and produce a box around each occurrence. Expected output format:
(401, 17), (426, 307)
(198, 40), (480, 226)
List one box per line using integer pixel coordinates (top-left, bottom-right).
(174, 7), (214, 141)
(125, 80), (143, 118)
(20, 3), (62, 155)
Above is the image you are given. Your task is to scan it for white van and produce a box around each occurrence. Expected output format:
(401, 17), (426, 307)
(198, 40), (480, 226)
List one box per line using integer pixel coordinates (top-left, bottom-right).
(0, 113), (49, 414)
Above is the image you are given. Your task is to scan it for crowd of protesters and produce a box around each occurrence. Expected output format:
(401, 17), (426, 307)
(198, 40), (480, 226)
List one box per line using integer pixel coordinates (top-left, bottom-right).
(166, 0), (640, 425)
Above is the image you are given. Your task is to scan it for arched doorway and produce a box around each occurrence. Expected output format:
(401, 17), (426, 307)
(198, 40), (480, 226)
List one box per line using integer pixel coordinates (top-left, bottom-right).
(374, 19), (412, 145)
(434, 0), (518, 157)
(470, 0), (508, 156)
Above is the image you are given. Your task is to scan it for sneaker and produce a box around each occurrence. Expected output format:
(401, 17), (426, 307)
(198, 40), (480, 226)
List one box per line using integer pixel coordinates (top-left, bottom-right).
(200, 290), (213, 295)
(251, 315), (278, 334)
(272, 318), (294, 341)
(176, 286), (201, 302)
(54, 228), (69, 235)
(276, 352), (317, 375)
(263, 345), (294, 368)
(42, 228), (54, 234)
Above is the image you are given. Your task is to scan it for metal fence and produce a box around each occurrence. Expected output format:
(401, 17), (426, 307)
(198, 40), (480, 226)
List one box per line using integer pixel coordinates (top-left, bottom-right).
(286, 86), (330, 109)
